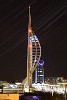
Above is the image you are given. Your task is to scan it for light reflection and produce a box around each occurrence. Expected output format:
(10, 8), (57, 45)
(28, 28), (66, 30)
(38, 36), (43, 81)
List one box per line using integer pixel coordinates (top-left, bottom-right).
(32, 96), (40, 100)
(23, 96), (41, 100)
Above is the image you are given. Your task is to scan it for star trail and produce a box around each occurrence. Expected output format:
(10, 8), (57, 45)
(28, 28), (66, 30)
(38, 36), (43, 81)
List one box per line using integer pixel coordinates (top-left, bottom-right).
(0, 0), (67, 82)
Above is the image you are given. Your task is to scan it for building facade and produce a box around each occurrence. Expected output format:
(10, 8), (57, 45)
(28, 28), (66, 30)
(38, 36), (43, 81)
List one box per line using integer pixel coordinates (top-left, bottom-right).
(35, 60), (44, 83)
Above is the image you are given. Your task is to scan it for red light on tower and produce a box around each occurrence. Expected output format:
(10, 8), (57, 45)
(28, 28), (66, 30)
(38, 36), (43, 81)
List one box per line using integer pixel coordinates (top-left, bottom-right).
(28, 29), (32, 33)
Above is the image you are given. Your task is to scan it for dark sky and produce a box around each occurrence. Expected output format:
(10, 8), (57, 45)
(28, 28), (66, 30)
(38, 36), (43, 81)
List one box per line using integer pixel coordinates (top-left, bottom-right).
(0, 0), (67, 82)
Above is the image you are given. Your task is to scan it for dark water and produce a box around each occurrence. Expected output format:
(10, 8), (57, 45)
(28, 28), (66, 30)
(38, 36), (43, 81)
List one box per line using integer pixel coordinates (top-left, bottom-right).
(23, 96), (41, 100)
(19, 93), (67, 100)
(20, 96), (43, 100)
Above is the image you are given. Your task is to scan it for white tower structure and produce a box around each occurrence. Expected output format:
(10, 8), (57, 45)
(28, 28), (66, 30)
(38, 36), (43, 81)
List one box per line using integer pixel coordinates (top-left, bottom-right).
(27, 6), (41, 88)
(22, 6), (41, 89)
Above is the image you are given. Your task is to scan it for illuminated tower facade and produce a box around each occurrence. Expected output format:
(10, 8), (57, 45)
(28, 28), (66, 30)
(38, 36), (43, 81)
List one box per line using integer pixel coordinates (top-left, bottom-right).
(35, 60), (44, 83)
(27, 6), (41, 88)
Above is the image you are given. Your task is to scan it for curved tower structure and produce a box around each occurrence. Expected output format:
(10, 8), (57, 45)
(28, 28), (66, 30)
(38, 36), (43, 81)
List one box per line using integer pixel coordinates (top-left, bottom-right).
(27, 6), (41, 88)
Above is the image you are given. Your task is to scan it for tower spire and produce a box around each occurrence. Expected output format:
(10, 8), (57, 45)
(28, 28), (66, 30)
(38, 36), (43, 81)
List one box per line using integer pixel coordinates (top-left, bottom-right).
(28, 6), (32, 33)
(29, 6), (31, 27)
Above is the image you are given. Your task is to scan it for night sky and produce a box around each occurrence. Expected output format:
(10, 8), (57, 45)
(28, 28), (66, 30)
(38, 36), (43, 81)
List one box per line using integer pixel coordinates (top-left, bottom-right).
(0, 0), (67, 82)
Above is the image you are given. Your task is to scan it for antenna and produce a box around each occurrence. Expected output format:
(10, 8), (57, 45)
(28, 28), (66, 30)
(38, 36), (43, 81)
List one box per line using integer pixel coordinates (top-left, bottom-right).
(29, 6), (31, 29)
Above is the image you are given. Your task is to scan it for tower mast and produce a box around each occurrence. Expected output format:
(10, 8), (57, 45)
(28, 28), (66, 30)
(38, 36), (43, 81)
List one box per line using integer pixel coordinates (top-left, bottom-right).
(27, 6), (32, 88)
(29, 6), (31, 29)
(22, 6), (41, 92)
(27, 6), (41, 89)
(28, 6), (32, 33)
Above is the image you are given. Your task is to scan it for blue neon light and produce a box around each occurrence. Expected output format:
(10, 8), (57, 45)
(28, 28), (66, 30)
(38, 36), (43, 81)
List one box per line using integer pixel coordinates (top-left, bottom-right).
(38, 60), (44, 66)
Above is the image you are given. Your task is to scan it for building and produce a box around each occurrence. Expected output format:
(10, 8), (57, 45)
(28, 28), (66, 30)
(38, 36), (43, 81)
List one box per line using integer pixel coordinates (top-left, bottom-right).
(35, 60), (44, 83)
(0, 94), (19, 100)
(44, 77), (65, 84)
